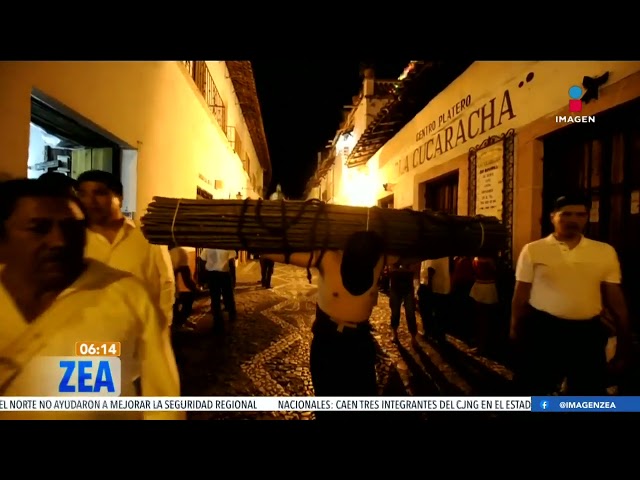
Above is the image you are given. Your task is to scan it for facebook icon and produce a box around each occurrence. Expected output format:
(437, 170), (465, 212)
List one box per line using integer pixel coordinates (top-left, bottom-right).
(540, 400), (548, 410)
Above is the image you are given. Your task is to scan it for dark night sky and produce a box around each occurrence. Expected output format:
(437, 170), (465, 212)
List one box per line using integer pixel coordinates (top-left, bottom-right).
(251, 60), (411, 199)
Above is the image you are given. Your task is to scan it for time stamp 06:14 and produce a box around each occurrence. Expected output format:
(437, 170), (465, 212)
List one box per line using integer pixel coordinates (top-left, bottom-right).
(74, 342), (121, 357)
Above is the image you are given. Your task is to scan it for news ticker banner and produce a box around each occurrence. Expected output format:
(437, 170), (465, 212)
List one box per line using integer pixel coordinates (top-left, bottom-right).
(0, 396), (639, 413)
(4, 352), (634, 413)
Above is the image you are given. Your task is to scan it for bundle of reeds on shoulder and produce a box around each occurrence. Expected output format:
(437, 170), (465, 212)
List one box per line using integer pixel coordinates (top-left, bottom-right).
(140, 197), (507, 259)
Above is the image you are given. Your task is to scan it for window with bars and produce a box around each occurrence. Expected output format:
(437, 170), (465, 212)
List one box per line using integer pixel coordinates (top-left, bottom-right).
(181, 61), (227, 133)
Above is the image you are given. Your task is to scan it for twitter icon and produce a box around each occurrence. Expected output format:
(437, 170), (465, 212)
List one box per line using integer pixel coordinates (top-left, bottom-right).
(540, 400), (548, 410)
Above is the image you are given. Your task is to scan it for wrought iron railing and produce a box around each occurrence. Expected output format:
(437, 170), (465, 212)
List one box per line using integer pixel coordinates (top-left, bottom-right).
(181, 61), (227, 133)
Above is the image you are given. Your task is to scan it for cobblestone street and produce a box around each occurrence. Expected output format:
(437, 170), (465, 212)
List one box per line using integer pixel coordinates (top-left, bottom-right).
(172, 261), (514, 420)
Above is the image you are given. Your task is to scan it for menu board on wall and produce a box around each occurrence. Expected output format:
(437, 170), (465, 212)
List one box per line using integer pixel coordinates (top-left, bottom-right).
(475, 143), (504, 220)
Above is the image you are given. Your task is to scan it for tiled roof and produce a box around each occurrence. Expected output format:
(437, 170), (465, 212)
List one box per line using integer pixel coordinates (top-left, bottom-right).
(304, 61), (474, 197)
(225, 61), (272, 180)
(345, 61), (474, 168)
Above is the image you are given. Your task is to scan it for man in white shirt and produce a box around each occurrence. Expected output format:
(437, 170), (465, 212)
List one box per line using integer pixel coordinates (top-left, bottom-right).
(76, 170), (175, 330)
(419, 256), (451, 342)
(511, 193), (632, 395)
(0, 179), (183, 419)
(200, 248), (237, 333)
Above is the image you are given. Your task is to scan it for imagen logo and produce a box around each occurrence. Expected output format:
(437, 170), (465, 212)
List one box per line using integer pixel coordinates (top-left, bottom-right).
(568, 85), (583, 112)
(555, 85), (595, 124)
(540, 400), (548, 410)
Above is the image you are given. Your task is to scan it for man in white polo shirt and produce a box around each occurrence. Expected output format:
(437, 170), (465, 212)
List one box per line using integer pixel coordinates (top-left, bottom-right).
(511, 193), (632, 395)
(0, 179), (183, 419)
(76, 170), (175, 330)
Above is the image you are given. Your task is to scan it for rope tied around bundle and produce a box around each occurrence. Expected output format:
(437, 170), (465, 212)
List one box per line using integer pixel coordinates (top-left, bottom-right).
(473, 215), (487, 251)
(255, 197), (311, 264)
(139, 197), (508, 263)
(304, 199), (330, 283)
(170, 198), (182, 247)
(236, 198), (251, 250)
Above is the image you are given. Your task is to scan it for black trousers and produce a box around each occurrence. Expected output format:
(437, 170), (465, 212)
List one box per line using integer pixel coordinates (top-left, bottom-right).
(228, 259), (236, 289)
(206, 270), (236, 329)
(310, 306), (378, 420)
(389, 286), (417, 335)
(513, 306), (609, 395)
(418, 286), (448, 340)
(260, 258), (274, 287)
(173, 291), (195, 326)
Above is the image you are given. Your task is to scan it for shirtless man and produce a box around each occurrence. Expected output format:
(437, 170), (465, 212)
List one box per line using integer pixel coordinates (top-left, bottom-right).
(263, 231), (398, 398)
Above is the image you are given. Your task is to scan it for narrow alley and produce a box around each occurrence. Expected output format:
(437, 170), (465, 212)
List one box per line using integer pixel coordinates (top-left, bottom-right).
(172, 261), (514, 420)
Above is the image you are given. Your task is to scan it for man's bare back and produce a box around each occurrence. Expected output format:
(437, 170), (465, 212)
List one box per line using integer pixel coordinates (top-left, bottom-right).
(262, 249), (397, 324)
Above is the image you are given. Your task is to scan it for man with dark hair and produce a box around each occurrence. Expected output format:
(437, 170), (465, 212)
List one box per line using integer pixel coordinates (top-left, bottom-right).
(76, 170), (175, 331)
(38, 172), (78, 196)
(263, 231), (399, 403)
(0, 179), (183, 419)
(511, 192), (632, 395)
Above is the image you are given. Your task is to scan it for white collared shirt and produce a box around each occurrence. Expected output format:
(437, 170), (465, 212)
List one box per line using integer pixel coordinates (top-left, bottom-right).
(0, 260), (184, 420)
(200, 249), (235, 272)
(515, 234), (621, 320)
(85, 219), (175, 326)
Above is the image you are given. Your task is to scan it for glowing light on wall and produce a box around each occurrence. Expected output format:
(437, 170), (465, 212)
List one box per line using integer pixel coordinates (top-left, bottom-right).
(336, 132), (356, 158)
(339, 163), (379, 207)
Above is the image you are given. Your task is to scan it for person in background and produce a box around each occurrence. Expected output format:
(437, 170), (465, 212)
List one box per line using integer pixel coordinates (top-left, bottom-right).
(261, 187), (286, 288)
(260, 254), (275, 288)
(378, 264), (390, 295)
(38, 171), (78, 196)
(420, 256), (451, 342)
(76, 170), (175, 331)
(270, 184), (286, 201)
(0, 179), (183, 419)
(470, 256), (499, 355)
(511, 193), (632, 395)
(450, 256), (476, 335)
(451, 256), (475, 296)
(200, 248), (237, 333)
(416, 262), (432, 338)
(388, 259), (420, 346)
(168, 242), (200, 330)
(228, 254), (237, 290)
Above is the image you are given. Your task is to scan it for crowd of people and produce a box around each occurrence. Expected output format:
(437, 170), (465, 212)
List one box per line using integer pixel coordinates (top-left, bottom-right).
(0, 170), (634, 420)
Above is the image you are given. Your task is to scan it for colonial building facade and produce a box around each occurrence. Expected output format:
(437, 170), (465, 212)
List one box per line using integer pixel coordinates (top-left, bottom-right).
(305, 67), (399, 206)
(0, 60), (271, 218)
(308, 60), (640, 325)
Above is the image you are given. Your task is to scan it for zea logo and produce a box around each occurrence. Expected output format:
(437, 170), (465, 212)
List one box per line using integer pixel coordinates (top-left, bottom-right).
(26, 356), (122, 396)
(58, 357), (120, 395)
